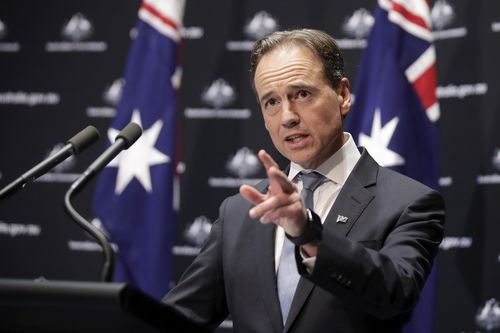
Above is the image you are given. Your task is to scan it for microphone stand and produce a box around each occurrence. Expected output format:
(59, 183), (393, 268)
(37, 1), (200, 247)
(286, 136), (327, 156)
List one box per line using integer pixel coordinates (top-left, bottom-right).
(64, 171), (114, 282)
(63, 122), (142, 282)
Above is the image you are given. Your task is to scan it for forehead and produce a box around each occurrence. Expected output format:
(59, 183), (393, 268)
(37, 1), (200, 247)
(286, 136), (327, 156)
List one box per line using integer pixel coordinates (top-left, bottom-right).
(254, 45), (324, 91)
(256, 44), (321, 73)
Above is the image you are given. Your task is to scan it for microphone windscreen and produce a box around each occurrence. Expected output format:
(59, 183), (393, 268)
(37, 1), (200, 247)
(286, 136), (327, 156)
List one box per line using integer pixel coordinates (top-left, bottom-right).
(67, 126), (101, 154)
(116, 122), (142, 149)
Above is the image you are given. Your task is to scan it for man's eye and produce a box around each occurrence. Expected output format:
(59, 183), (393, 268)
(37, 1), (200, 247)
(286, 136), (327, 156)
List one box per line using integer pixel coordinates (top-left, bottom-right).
(266, 99), (277, 107)
(297, 90), (310, 98)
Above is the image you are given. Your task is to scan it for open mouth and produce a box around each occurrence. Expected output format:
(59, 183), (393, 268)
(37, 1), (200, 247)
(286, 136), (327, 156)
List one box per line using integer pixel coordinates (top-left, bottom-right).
(285, 134), (308, 143)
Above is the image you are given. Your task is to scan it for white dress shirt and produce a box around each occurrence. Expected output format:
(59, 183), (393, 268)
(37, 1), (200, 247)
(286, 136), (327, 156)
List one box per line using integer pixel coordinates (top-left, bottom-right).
(274, 133), (361, 273)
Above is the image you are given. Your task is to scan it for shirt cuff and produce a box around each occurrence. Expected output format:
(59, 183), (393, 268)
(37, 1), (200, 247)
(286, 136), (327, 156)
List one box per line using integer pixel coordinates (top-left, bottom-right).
(299, 246), (317, 273)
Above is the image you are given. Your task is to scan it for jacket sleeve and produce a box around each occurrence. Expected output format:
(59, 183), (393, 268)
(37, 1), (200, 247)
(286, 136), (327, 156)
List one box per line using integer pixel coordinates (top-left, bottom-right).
(162, 198), (229, 330)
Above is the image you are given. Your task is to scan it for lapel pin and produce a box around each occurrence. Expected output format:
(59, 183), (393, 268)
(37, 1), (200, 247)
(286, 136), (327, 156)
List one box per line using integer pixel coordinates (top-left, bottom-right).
(336, 214), (349, 223)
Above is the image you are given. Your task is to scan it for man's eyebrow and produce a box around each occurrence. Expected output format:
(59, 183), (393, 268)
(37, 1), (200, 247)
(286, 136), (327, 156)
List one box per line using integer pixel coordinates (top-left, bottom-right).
(258, 83), (319, 104)
(259, 91), (274, 104)
(288, 83), (318, 91)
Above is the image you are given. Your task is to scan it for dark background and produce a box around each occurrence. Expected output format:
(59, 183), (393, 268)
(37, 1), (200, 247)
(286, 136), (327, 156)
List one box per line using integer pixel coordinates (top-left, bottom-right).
(1, 1), (499, 332)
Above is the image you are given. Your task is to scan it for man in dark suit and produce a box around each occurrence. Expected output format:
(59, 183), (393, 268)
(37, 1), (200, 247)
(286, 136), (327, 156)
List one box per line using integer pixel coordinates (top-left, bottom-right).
(163, 29), (445, 333)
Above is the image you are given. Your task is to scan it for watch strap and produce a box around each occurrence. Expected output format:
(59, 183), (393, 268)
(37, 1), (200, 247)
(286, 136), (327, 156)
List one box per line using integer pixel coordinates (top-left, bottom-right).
(285, 209), (323, 246)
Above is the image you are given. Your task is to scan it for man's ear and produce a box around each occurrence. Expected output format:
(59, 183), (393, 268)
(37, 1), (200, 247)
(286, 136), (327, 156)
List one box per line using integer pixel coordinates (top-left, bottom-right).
(338, 78), (352, 117)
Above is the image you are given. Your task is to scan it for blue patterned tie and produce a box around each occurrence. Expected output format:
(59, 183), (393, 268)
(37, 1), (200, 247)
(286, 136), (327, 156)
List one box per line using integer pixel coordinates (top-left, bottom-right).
(277, 171), (324, 324)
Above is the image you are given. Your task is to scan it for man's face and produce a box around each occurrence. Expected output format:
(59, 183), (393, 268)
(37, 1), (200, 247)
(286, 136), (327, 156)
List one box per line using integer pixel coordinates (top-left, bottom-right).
(254, 45), (351, 169)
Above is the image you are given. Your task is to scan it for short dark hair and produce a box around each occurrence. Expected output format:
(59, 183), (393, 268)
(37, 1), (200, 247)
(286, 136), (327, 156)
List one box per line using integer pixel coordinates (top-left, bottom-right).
(250, 29), (346, 92)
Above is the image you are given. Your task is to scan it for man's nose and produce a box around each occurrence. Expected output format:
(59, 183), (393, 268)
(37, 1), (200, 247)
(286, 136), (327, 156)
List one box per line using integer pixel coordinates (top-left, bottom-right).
(281, 102), (300, 129)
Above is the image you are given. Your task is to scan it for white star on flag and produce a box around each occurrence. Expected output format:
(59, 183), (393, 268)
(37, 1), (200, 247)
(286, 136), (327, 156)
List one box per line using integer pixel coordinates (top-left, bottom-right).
(358, 108), (405, 167)
(107, 109), (170, 195)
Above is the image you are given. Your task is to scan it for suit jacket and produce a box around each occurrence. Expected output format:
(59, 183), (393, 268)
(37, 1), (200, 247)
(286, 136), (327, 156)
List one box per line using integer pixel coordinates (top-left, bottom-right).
(163, 148), (445, 333)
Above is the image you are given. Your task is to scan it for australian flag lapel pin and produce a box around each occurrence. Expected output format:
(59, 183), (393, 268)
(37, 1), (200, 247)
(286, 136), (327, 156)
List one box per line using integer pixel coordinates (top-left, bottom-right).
(336, 214), (349, 223)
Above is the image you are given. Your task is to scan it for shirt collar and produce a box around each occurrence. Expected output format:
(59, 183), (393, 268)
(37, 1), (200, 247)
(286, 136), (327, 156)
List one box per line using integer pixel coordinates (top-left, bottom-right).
(288, 132), (361, 185)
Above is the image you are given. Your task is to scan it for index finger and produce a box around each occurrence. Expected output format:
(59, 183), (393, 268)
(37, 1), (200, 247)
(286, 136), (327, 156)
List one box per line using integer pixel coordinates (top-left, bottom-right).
(258, 149), (279, 171)
(268, 166), (296, 195)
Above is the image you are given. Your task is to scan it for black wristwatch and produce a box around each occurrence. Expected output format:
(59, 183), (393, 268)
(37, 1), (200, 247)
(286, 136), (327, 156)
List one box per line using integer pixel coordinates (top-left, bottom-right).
(285, 209), (323, 246)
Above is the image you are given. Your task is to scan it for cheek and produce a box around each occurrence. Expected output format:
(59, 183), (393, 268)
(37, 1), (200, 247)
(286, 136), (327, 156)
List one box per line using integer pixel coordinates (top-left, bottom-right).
(309, 109), (338, 128)
(263, 118), (280, 141)
(311, 111), (342, 140)
(264, 120), (269, 132)
(263, 114), (278, 131)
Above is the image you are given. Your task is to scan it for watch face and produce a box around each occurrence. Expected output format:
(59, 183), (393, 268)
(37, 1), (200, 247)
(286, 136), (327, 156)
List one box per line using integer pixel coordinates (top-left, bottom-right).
(306, 209), (321, 226)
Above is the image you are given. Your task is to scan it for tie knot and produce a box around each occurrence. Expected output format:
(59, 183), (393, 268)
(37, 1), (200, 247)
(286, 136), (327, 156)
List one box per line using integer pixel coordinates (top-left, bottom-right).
(299, 171), (324, 192)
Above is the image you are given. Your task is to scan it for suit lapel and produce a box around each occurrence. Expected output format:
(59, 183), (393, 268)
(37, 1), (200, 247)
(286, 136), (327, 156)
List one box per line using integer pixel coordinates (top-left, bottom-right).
(324, 176), (374, 236)
(324, 148), (377, 236)
(283, 149), (377, 331)
(283, 277), (314, 332)
(253, 183), (283, 332)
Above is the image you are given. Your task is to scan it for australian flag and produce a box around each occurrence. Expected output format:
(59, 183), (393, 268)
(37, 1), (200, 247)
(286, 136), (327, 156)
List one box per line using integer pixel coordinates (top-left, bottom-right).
(93, 0), (185, 300)
(346, 0), (440, 332)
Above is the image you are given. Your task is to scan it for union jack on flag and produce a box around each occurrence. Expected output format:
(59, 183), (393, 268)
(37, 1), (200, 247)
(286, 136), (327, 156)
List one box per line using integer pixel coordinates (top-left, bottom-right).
(346, 0), (441, 332)
(347, 0), (440, 189)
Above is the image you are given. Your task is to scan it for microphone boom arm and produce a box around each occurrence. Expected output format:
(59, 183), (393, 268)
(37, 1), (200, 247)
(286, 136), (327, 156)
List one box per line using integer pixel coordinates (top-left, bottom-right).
(63, 122), (142, 283)
(0, 125), (100, 200)
(64, 171), (115, 282)
(0, 146), (73, 200)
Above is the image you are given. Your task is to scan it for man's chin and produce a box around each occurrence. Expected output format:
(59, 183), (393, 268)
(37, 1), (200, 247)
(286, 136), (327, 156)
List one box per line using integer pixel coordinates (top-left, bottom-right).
(288, 155), (316, 169)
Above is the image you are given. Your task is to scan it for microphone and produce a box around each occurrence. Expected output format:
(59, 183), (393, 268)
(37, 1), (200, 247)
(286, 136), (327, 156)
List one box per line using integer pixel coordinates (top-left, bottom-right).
(76, 122), (143, 185)
(64, 122), (142, 282)
(0, 125), (100, 200)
